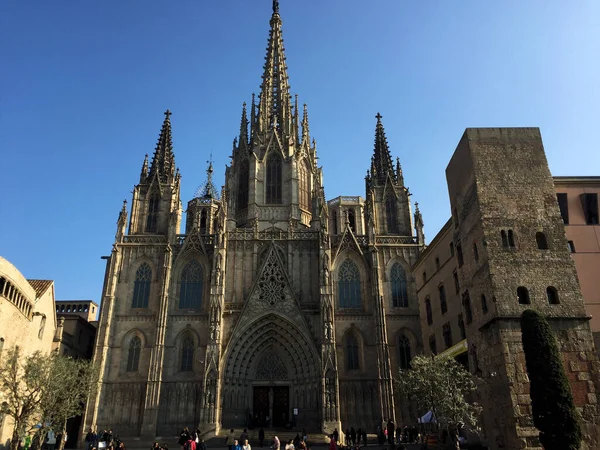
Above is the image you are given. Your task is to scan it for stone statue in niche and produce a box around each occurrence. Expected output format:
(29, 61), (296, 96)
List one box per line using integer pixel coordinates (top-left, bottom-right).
(322, 253), (330, 284)
(324, 322), (333, 341)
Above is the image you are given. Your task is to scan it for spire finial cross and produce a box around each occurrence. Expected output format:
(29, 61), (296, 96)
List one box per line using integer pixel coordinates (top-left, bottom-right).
(164, 109), (172, 119)
(273, 0), (279, 13)
(376, 112), (382, 122)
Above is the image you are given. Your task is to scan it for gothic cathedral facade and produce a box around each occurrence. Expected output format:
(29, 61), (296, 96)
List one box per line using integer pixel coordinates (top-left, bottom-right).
(85, 1), (425, 438)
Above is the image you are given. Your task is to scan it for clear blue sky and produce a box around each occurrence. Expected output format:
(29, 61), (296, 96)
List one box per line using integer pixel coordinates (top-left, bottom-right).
(1, 0), (599, 302)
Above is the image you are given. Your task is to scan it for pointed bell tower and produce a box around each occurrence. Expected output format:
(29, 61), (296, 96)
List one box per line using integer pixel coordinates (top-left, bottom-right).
(225, 0), (322, 231)
(365, 113), (414, 237)
(128, 110), (182, 238)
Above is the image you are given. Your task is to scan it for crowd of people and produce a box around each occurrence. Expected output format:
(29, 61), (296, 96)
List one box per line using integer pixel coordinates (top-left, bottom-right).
(83, 428), (127, 450)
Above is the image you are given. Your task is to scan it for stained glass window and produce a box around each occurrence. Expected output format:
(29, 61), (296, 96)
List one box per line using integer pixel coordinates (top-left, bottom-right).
(132, 263), (151, 308)
(179, 261), (203, 309)
(391, 263), (408, 307)
(338, 259), (361, 308)
(126, 336), (141, 372)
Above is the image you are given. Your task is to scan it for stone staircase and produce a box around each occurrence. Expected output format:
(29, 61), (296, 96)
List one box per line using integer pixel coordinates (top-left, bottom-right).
(204, 429), (331, 448)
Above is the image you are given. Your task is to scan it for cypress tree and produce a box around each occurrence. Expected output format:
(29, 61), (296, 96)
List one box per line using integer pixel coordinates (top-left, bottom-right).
(520, 309), (582, 450)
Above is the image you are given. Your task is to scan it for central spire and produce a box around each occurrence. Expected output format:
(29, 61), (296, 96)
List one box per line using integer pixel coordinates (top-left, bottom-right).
(257, 0), (292, 137)
(371, 113), (397, 185)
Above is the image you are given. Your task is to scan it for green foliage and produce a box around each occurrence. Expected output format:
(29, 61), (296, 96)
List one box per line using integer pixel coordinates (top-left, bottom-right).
(0, 346), (98, 450)
(396, 355), (481, 431)
(521, 309), (582, 450)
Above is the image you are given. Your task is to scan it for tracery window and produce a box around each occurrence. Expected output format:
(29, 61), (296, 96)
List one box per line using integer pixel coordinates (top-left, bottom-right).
(398, 335), (412, 370)
(146, 194), (159, 232)
(266, 153), (282, 204)
(237, 159), (249, 211)
(126, 336), (142, 372)
(180, 335), (194, 372)
(179, 261), (203, 309)
(338, 259), (361, 308)
(346, 334), (360, 370)
(391, 263), (408, 307)
(299, 160), (311, 211)
(386, 195), (398, 234)
(132, 263), (152, 309)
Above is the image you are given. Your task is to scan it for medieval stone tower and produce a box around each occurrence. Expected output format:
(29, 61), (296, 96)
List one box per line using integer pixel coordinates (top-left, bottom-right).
(446, 128), (600, 449)
(84, 1), (423, 439)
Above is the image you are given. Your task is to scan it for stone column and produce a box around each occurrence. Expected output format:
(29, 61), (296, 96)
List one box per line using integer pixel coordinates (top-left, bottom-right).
(201, 216), (227, 436)
(320, 248), (342, 434)
(371, 250), (395, 422)
(82, 249), (123, 441)
(140, 245), (173, 439)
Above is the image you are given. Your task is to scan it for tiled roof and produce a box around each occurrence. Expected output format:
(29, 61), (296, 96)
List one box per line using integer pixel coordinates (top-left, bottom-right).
(27, 279), (53, 296)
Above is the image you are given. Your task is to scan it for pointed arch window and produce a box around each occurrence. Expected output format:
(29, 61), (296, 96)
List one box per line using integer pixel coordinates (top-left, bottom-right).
(338, 259), (361, 308)
(398, 335), (412, 370)
(181, 335), (194, 372)
(348, 209), (356, 233)
(331, 210), (338, 235)
(146, 194), (159, 232)
(386, 194), (398, 234)
(266, 153), (282, 204)
(346, 334), (360, 370)
(299, 160), (311, 211)
(126, 336), (142, 372)
(132, 263), (152, 308)
(237, 159), (249, 211)
(200, 210), (208, 235)
(179, 261), (203, 309)
(391, 263), (408, 307)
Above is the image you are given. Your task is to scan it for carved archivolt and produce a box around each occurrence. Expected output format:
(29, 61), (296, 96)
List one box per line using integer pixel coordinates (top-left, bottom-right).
(222, 313), (319, 385)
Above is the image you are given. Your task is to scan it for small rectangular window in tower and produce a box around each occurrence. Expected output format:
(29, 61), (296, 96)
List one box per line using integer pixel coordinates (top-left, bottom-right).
(429, 334), (437, 355)
(439, 285), (447, 314)
(453, 270), (460, 294)
(442, 322), (453, 349)
(422, 271), (427, 284)
(568, 240), (576, 253)
(449, 242), (455, 257)
(556, 193), (569, 224)
(463, 291), (473, 324)
(581, 193), (599, 225)
(456, 244), (464, 267)
(435, 257), (440, 271)
(458, 313), (466, 340)
(473, 242), (479, 261)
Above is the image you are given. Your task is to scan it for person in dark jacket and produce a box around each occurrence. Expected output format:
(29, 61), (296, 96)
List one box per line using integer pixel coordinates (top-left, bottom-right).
(258, 429), (265, 448)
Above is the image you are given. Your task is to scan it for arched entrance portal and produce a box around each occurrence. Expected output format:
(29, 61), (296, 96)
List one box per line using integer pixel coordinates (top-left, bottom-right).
(220, 313), (321, 429)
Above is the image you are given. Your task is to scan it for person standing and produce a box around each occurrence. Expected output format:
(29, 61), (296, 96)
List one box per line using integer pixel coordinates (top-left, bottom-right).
(386, 420), (395, 446)
(258, 429), (265, 448)
(239, 430), (249, 446)
(332, 429), (338, 444)
(270, 436), (280, 450)
(225, 430), (236, 450)
(46, 430), (56, 450)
